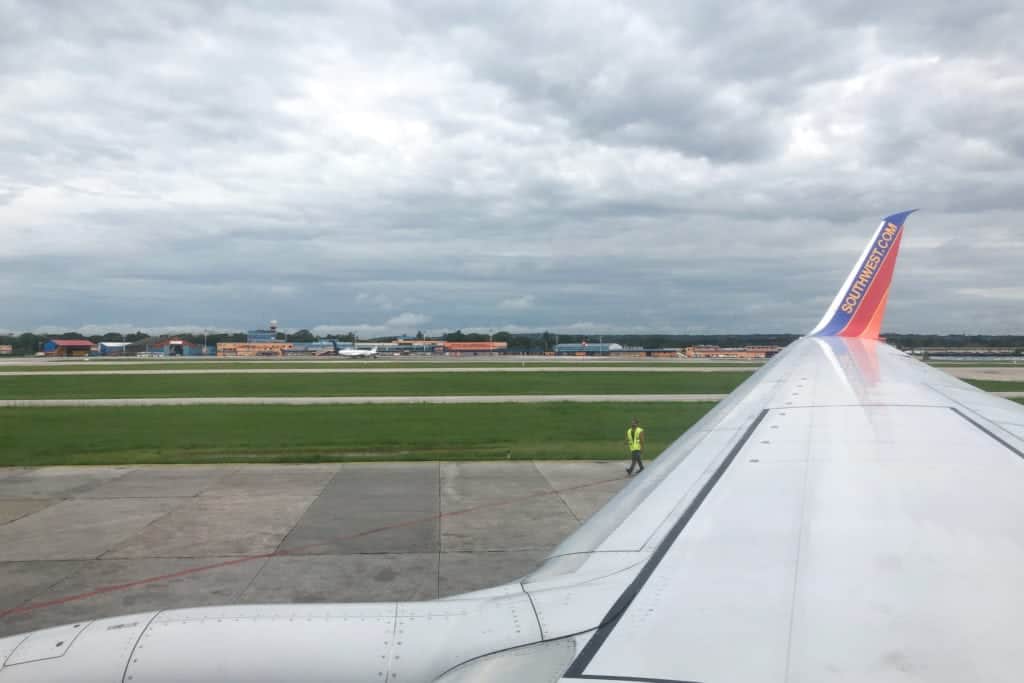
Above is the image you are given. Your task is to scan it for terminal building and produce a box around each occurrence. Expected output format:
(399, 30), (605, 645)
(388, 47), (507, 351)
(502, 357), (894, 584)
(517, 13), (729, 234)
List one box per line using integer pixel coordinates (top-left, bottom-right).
(217, 321), (292, 357)
(683, 345), (781, 359)
(553, 343), (680, 358)
(372, 339), (508, 356)
(218, 341), (294, 357)
(554, 342), (623, 356)
(214, 322), (510, 358)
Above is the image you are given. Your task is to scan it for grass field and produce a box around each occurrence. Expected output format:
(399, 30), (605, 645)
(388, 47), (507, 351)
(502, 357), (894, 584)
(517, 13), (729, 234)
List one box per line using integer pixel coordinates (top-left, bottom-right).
(0, 371), (752, 399)
(930, 362), (1024, 367)
(0, 402), (715, 466)
(0, 360), (764, 372)
(3, 395), (1021, 467)
(960, 380), (1024, 392)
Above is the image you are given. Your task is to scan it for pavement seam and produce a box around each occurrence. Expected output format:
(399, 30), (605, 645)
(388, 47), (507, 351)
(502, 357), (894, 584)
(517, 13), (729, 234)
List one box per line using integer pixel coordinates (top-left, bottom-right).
(532, 461), (582, 523)
(1, 474), (623, 620)
(436, 461), (442, 599)
(95, 497), (194, 561)
(270, 465), (342, 554)
(0, 500), (58, 527)
(235, 555), (274, 604)
(73, 467), (137, 498)
(1, 560), (87, 614)
(237, 473), (335, 600)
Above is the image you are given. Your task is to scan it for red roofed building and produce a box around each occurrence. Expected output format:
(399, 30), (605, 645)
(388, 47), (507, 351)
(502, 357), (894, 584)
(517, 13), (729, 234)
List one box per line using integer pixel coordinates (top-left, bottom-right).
(441, 341), (508, 355)
(42, 339), (96, 357)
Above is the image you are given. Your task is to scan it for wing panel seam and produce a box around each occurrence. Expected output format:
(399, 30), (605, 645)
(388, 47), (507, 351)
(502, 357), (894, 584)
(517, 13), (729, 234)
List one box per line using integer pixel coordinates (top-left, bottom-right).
(121, 611), (161, 683)
(563, 409), (769, 677)
(950, 407), (1024, 460)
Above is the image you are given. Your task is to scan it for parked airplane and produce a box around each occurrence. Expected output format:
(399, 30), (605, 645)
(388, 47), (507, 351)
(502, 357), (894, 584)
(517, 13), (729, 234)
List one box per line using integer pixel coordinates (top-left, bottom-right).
(4, 210), (1023, 682)
(330, 340), (378, 358)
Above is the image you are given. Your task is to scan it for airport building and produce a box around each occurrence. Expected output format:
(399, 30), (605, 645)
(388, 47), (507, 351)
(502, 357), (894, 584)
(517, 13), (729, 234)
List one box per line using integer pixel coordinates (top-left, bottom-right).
(147, 338), (208, 356)
(380, 339), (441, 354)
(441, 341), (507, 355)
(554, 342), (623, 356)
(218, 321), (293, 357)
(553, 342), (681, 357)
(218, 341), (295, 357)
(683, 345), (781, 359)
(42, 339), (96, 357)
(98, 341), (131, 356)
(247, 320), (282, 343)
(352, 339), (508, 356)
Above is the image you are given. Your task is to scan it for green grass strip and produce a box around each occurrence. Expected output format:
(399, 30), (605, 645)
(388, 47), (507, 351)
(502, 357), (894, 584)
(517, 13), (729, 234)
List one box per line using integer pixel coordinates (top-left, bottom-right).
(0, 361), (763, 372)
(963, 380), (1024, 392)
(0, 402), (715, 466)
(0, 371), (751, 400)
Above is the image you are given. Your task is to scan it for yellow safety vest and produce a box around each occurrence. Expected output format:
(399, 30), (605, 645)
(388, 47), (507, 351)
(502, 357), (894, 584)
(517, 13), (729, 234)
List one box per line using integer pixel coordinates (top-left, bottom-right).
(627, 427), (644, 451)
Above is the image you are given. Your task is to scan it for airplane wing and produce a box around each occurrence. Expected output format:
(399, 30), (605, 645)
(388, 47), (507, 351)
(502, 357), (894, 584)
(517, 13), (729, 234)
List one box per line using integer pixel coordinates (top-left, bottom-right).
(3, 211), (1024, 682)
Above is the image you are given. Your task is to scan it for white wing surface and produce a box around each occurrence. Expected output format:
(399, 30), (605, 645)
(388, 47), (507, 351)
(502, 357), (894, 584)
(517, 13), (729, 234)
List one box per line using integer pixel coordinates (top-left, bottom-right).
(3, 211), (1024, 682)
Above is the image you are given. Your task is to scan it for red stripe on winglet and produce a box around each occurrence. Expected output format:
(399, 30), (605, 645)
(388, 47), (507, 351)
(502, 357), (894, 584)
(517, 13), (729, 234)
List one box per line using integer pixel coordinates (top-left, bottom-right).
(839, 231), (904, 338)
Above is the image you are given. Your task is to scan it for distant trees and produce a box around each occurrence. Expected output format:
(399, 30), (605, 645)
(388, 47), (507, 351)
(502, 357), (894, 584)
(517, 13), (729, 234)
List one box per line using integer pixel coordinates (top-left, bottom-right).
(883, 334), (1024, 350)
(288, 329), (316, 343)
(0, 333), (48, 355)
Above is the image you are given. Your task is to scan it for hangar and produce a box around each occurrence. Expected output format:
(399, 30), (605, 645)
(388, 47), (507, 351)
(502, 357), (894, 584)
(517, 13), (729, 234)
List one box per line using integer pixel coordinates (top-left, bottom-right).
(41, 339), (95, 357)
(147, 338), (207, 356)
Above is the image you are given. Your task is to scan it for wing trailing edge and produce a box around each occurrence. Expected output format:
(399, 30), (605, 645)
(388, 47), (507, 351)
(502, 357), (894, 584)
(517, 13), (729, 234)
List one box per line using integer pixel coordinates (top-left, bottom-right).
(809, 210), (916, 338)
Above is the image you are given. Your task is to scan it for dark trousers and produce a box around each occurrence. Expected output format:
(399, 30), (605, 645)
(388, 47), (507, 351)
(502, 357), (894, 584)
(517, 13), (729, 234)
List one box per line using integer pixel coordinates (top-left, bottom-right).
(628, 450), (644, 472)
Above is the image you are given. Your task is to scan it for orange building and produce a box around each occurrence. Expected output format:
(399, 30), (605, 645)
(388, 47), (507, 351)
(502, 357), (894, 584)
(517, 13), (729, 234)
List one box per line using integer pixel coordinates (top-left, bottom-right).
(42, 339), (96, 357)
(683, 345), (781, 359)
(441, 341), (508, 354)
(217, 342), (295, 357)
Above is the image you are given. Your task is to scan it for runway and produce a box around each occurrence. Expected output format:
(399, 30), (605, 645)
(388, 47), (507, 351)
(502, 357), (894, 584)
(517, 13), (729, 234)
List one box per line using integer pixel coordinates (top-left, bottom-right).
(1, 364), (1020, 380)
(0, 462), (629, 636)
(2, 392), (1022, 408)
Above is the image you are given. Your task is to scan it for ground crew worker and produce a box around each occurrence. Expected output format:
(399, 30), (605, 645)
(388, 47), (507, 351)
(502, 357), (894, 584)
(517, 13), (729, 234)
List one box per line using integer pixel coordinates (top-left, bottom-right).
(625, 417), (645, 476)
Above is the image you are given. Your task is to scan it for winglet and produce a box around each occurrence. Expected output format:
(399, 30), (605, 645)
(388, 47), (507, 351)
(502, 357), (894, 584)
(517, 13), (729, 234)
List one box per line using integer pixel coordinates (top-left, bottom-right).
(810, 210), (916, 338)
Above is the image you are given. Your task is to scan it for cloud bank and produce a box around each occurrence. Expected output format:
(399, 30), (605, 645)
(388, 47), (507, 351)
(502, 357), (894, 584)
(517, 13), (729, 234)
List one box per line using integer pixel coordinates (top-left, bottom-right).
(2, 1), (1022, 335)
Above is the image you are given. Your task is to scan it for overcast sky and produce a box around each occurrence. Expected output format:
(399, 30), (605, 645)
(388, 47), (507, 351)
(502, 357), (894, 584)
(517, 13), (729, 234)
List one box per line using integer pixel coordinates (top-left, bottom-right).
(2, 1), (1022, 336)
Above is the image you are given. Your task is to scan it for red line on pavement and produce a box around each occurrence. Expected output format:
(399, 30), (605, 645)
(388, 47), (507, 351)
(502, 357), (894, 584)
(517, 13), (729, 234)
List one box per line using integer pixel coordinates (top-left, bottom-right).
(1, 475), (623, 619)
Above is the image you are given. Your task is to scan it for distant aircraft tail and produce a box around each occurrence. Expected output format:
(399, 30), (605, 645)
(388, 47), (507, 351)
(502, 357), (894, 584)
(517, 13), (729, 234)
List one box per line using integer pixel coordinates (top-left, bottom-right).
(809, 210), (916, 339)
(330, 340), (339, 352)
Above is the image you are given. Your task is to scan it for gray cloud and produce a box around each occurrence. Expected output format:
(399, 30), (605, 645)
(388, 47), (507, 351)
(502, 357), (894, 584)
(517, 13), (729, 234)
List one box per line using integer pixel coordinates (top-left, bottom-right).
(1, 1), (1023, 336)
